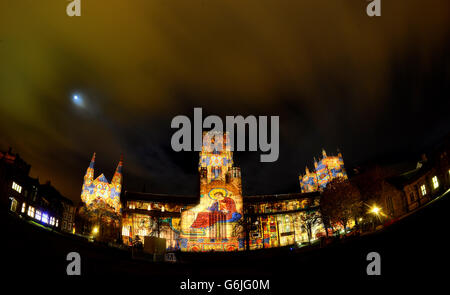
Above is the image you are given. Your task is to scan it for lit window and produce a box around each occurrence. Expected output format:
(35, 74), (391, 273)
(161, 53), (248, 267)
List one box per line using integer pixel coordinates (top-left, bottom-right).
(21, 202), (26, 213)
(421, 185), (427, 196)
(50, 217), (55, 226)
(27, 206), (35, 218)
(432, 176), (439, 189)
(55, 219), (59, 227)
(10, 198), (17, 212)
(35, 210), (42, 221)
(122, 226), (130, 236)
(42, 213), (49, 224)
(12, 182), (22, 193)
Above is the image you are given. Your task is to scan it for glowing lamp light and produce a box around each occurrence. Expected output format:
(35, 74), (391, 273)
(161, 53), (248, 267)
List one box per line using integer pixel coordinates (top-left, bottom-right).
(92, 226), (99, 235)
(370, 206), (381, 215)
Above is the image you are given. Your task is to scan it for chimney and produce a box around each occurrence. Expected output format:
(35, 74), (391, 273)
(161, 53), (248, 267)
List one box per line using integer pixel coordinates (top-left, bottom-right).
(421, 153), (428, 163)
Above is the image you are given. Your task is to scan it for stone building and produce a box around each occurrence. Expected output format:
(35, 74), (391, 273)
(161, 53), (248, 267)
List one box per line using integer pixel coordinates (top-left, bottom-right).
(1, 148), (72, 231)
(299, 149), (347, 193)
(76, 153), (122, 243)
(120, 132), (324, 252)
(389, 142), (450, 213)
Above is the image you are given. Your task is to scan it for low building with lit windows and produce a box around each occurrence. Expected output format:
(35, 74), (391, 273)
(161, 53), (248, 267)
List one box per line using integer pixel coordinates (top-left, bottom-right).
(121, 191), (324, 251)
(1, 148), (70, 231)
(61, 201), (76, 233)
(389, 143), (450, 213)
(121, 193), (197, 250)
(1, 148), (31, 212)
(243, 192), (323, 250)
(38, 181), (74, 232)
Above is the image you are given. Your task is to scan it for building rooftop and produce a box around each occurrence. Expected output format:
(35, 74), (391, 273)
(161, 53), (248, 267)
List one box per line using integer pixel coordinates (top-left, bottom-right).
(387, 162), (432, 188)
(243, 191), (320, 203)
(123, 191), (199, 205)
(123, 190), (320, 205)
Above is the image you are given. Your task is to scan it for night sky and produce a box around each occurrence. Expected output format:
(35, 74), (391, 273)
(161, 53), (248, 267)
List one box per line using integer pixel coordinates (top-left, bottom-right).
(1, 0), (449, 204)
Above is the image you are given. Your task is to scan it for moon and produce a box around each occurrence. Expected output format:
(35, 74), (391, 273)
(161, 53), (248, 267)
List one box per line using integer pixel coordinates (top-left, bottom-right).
(72, 94), (84, 107)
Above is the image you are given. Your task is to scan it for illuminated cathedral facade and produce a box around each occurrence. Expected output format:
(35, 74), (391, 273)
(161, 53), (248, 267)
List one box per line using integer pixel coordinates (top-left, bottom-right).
(119, 132), (329, 252)
(299, 149), (347, 193)
(179, 131), (244, 251)
(78, 142), (350, 251)
(76, 153), (123, 242)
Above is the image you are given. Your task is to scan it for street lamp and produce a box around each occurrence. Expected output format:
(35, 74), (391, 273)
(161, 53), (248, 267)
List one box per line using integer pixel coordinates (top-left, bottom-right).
(370, 206), (381, 215)
(369, 205), (381, 231)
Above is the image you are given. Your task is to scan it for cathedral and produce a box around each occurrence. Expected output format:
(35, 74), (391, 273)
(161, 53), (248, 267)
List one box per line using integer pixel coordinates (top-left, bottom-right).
(79, 134), (348, 251)
(299, 149), (347, 193)
(118, 132), (340, 252)
(76, 153), (123, 242)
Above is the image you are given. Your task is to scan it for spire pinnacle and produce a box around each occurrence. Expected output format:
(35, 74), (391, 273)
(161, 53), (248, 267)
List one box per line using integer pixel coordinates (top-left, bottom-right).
(89, 152), (96, 168)
(112, 154), (123, 185)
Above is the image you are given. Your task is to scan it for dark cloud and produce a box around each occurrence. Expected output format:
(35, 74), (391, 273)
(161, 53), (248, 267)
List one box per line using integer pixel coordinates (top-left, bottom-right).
(0, 0), (449, 202)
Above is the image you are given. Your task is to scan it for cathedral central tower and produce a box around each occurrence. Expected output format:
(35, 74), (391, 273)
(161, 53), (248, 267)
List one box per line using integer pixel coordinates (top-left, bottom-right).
(180, 131), (244, 252)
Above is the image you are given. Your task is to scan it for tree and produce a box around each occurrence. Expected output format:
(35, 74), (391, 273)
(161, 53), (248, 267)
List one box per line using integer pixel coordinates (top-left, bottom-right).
(232, 215), (252, 251)
(320, 178), (363, 234)
(299, 208), (322, 244)
(352, 165), (405, 219)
